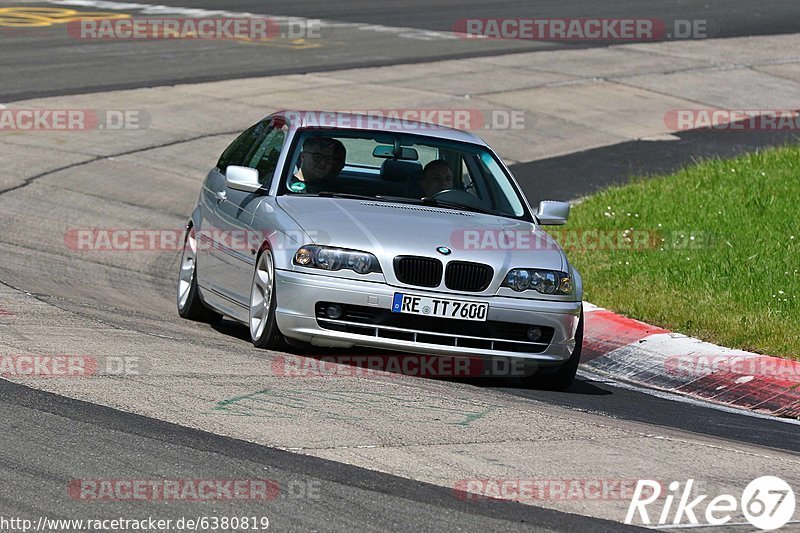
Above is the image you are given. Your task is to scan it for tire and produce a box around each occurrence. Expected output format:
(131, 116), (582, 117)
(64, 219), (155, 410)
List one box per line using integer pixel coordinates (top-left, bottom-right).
(248, 248), (285, 349)
(177, 225), (222, 323)
(524, 307), (583, 391)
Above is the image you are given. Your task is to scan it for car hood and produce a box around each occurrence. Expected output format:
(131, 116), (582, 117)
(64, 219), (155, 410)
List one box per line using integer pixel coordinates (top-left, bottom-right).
(276, 197), (566, 276)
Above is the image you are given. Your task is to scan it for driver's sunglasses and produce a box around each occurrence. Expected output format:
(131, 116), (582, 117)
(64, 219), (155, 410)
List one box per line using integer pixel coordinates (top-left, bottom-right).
(303, 151), (334, 164)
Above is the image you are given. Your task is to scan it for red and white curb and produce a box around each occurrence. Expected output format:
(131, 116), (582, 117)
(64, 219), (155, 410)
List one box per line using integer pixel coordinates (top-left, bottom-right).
(581, 303), (800, 419)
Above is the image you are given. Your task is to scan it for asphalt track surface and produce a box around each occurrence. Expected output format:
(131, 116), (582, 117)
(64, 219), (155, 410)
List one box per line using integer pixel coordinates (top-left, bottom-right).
(1, 2), (800, 532)
(1, 0), (800, 101)
(0, 379), (635, 532)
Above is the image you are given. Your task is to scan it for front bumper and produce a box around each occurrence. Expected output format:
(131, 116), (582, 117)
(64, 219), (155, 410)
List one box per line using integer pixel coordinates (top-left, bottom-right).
(274, 269), (582, 364)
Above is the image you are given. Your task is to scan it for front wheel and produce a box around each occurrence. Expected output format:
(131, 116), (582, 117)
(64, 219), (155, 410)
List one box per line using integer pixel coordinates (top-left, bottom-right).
(177, 226), (222, 323)
(524, 308), (583, 391)
(249, 249), (284, 349)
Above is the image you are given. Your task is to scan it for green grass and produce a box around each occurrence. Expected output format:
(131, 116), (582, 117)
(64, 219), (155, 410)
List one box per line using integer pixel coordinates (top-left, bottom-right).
(560, 145), (800, 359)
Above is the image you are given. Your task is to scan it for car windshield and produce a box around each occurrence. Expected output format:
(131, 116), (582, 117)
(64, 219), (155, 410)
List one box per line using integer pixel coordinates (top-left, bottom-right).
(281, 130), (528, 219)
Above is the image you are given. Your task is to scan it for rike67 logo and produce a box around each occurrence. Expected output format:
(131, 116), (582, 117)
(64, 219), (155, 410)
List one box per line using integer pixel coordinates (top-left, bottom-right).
(626, 476), (795, 530)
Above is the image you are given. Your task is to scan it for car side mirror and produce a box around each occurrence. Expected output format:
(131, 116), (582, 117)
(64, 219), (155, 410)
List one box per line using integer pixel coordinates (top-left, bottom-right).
(225, 165), (261, 193)
(537, 200), (570, 225)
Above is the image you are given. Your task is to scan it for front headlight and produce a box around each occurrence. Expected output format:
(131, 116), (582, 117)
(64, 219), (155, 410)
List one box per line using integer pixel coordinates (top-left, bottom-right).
(293, 245), (381, 274)
(503, 269), (573, 295)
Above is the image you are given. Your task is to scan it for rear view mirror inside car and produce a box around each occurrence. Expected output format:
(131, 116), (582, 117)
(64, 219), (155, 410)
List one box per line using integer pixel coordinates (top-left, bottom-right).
(372, 145), (419, 160)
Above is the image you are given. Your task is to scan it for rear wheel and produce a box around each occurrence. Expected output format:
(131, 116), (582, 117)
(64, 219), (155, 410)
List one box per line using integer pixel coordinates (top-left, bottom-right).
(524, 308), (583, 391)
(249, 249), (284, 349)
(177, 226), (222, 323)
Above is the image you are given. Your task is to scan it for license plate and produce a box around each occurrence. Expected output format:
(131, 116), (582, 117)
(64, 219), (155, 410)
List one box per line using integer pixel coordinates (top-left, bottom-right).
(391, 293), (488, 321)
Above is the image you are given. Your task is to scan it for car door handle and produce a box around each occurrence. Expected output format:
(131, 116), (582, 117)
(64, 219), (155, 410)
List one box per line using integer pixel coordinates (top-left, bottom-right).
(215, 191), (227, 202)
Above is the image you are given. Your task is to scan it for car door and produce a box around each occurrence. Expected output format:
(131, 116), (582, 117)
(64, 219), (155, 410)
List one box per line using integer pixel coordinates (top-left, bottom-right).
(209, 120), (288, 309)
(200, 121), (266, 303)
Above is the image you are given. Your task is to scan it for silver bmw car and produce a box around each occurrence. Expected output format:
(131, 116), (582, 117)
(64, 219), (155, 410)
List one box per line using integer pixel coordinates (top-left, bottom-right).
(178, 111), (583, 389)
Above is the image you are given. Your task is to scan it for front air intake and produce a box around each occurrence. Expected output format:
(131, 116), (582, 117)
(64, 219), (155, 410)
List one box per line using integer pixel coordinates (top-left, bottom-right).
(393, 256), (443, 288)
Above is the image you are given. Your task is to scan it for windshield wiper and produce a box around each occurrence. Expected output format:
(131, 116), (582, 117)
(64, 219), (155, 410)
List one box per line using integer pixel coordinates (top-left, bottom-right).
(315, 191), (502, 215)
(420, 197), (503, 216)
(316, 192), (425, 205)
(316, 191), (376, 201)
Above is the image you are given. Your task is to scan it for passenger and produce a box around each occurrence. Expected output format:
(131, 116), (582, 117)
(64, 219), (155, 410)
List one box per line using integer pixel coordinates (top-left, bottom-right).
(418, 160), (454, 197)
(288, 137), (341, 194)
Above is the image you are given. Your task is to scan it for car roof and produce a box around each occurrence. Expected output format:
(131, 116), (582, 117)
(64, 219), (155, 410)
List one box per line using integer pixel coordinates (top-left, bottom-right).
(269, 110), (489, 146)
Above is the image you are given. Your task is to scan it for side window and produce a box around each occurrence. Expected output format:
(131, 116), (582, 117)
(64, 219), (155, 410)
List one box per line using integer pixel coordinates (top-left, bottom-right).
(461, 158), (476, 196)
(414, 145), (438, 168)
(246, 124), (288, 185)
(216, 121), (268, 172)
(463, 153), (490, 201)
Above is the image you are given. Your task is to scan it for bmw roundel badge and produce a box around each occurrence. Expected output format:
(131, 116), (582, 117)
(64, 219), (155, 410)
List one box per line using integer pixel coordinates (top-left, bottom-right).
(436, 246), (452, 255)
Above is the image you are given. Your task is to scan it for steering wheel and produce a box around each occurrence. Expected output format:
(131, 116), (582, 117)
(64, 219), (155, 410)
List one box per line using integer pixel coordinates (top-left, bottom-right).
(427, 189), (491, 210)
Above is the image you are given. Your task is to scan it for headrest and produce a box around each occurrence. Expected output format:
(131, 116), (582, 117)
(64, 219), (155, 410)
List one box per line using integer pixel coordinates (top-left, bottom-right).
(380, 159), (422, 183)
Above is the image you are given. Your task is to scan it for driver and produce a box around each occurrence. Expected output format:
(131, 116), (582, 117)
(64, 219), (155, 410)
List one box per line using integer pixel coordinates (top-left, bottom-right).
(289, 137), (341, 194)
(418, 159), (453, 197)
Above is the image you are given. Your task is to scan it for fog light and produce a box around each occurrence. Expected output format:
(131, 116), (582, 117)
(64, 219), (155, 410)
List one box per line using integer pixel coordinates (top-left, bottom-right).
(526, 326), (542, 342)
(326, 304), (343, 320)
